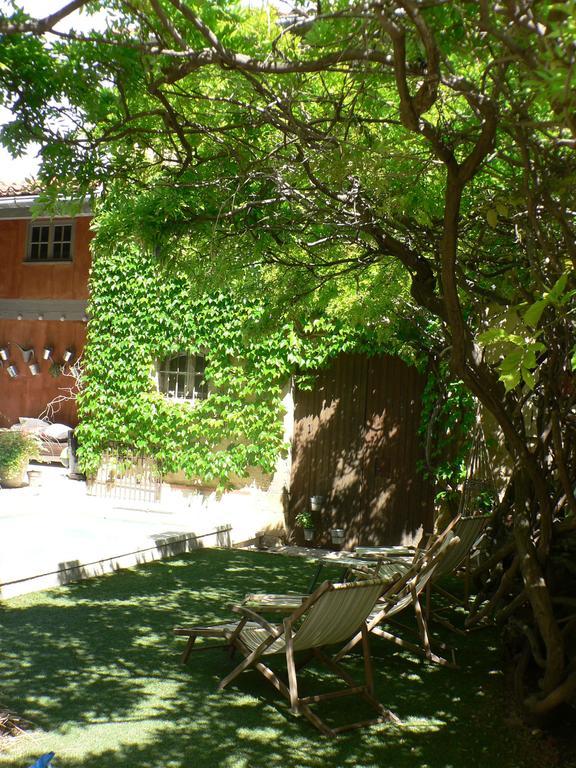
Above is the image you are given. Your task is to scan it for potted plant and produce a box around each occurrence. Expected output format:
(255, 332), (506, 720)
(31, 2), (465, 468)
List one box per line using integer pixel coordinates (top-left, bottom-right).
(0, 431), (40, 488)
(295, 510), (315, 543)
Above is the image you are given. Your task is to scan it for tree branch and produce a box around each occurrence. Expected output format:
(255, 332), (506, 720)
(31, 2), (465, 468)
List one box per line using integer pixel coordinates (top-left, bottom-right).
(0, 0), (91, 34)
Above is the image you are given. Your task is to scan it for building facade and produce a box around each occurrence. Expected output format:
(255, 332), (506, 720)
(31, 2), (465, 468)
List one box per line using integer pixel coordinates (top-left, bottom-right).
(0, 188), (92, 428)
(0, 188), (433, 546)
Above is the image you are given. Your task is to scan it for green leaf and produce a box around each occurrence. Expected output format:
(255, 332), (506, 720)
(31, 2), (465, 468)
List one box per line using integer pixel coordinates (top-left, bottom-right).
(486, 209), (498, 228)
(506, 334), (527, 346)
(500, 369), (521, 391)
(521, 367), (536, 389)
(547, 273), (569, 304)
(478, 327), (507, 345)
(523, 299), (548, 329)
(500, 348), (525, 372)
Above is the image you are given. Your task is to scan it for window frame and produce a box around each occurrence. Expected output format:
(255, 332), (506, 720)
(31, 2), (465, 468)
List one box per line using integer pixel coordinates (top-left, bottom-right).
(156, 352), (209, 403)
(25, 218), (76, 263)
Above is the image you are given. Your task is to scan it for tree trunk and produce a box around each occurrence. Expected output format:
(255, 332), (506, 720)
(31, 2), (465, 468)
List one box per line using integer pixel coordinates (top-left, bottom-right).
(512, 469), (565, 698)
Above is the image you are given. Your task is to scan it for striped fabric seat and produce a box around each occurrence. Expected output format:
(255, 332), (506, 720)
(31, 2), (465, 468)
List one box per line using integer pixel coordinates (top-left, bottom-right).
(334, 532), (463, 667)
(234, 579), (385, 654)
(356, 545), (416, 559)
(434, 516), (487, 578)
(174, 577), (397, 737)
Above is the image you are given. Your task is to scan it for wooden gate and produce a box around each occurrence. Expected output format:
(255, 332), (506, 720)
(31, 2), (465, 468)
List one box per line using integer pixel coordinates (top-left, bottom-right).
(289, 353), (434, 548)
(87, 447), (162, 503)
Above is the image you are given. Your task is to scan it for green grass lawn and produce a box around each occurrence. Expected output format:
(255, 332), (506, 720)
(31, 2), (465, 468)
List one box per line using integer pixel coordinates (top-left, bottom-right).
(0, 548), (557, 768)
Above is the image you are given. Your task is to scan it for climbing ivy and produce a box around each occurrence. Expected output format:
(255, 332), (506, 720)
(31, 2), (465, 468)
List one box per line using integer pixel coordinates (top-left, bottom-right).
(77, 201), (411, 483)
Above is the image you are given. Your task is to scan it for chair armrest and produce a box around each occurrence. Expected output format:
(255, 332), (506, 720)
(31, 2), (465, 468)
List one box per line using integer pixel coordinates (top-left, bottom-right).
(346, 561), (380, 578)
(230, 605), (278, 634)
(355, 546), (416, 559)
(241, 593), (308, 614)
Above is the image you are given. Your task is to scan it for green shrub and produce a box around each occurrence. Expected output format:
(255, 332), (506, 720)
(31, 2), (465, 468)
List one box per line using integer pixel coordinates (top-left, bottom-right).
(0, 431), (40, 487)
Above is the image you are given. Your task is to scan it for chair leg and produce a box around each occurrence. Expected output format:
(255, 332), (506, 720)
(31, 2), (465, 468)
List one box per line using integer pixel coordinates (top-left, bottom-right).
(285, 624), (299, 713)
(410, 585), (457, 666)
(297, 702), (335, 736)
(181, 634), (197, 664)
(218, 634), (278, 691)
(334, 629), (363, 662)
(370, 626), (456, 667)
(315, 648), (361, 690)
(361, 624), (375, 696)
(218, 638), (396, 735)
(334, 605), (387, 662)
(253, 656), (334, 736)
(411, 584), (431, 658)
(253, 660), (291, 700)
(313, 647), (399, 729)
(464, 554), (471, 606)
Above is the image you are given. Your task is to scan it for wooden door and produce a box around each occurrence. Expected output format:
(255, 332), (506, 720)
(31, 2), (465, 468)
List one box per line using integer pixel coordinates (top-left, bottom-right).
(289, 353), (433, 547)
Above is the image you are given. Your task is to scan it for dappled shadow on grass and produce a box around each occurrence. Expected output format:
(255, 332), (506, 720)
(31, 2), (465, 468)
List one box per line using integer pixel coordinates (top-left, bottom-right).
(0, 550), (537, 768)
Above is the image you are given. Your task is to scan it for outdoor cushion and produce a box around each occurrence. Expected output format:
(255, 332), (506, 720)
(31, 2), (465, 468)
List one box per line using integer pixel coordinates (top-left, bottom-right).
(18, 417), (49, 431)
(41, 423), (71, 441)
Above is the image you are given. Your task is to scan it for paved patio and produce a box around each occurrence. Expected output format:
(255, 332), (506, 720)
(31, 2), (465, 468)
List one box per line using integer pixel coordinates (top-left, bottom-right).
(0, 464), (231, 598)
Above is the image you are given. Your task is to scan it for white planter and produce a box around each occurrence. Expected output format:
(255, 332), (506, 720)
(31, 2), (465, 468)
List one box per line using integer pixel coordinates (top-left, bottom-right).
(310, 495), (325, 512)
(28, 469), (42, 487)
(330, 528), (345, 546)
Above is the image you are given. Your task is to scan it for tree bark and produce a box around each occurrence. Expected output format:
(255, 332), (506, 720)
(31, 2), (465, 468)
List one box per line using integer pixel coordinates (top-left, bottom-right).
(513, 469), (565, 696)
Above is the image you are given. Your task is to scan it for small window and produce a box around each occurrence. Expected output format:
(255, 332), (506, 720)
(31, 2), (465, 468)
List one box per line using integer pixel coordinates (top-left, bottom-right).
(158, 353), (208, 401)
(26, 220), (74, 262)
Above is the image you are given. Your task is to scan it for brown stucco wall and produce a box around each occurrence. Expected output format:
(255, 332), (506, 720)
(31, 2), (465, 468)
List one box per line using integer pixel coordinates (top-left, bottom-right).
(0, 214), (92, 427)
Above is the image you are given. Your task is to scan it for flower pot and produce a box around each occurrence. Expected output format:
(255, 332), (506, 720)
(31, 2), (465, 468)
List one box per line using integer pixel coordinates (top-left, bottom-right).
(27, 469), (42, 487)
(0, 468), (28, 488)
(0, 431), (40, 488)
(330, 528), (345, 546)
(303, 528), (315, 543)
(310, 495), (324, 512)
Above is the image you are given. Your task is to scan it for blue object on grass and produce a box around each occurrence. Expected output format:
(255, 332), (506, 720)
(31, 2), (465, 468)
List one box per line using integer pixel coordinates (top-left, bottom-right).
(27, 752), (55, 768)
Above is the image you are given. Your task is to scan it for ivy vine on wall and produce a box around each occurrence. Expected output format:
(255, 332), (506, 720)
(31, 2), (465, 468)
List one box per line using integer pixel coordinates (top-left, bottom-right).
(76, 208), (385, 483)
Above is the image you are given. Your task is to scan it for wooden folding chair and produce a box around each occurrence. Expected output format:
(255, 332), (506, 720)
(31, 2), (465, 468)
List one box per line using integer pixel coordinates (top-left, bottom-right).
(354, 515), (488, 624)
(334, 533), (462, 666)
(241, 519), (464, 667)
(174, 577), (399, 736)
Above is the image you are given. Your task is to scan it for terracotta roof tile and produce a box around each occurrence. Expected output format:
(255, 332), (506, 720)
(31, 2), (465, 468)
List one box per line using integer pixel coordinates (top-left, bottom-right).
(0, 180), (42, 197)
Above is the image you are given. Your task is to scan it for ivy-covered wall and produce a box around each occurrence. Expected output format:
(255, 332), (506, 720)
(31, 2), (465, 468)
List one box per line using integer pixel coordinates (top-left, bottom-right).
(77, 214), (366, 482)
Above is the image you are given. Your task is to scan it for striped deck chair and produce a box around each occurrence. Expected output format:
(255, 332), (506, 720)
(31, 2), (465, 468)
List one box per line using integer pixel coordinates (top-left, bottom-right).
(354, 514), (488, 617)
(433, 515), (487, 582)
(242, 533), (460, 668)
(334, 532), (462, 666)
(240, 518), (465, 665)
(354, 512), (463, 572)
(356, 515), (486, 574)
(424, 514), (489, 629)
(174, 577), (399, 736)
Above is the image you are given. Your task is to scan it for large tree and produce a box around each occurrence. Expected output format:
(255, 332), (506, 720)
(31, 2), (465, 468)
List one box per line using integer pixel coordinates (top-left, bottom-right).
(1, 0), (575, 715)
